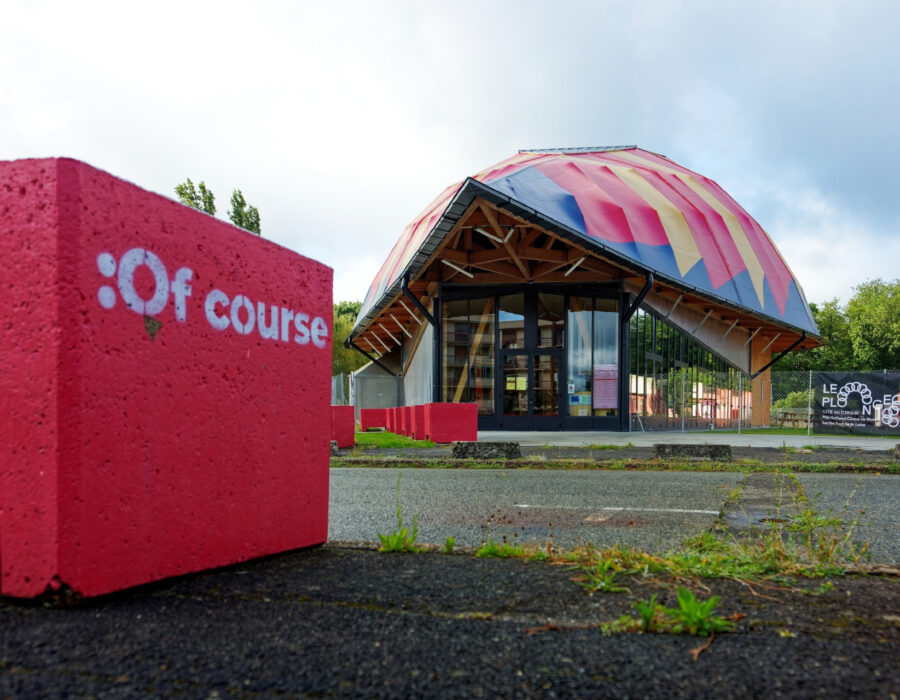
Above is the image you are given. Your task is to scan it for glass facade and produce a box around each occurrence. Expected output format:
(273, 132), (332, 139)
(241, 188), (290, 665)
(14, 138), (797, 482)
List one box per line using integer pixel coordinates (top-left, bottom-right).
(439, 287), (748, 430)
(441, 297), (495, 415)
(628, 307), (750, 431)
(566, 297), (618, 417)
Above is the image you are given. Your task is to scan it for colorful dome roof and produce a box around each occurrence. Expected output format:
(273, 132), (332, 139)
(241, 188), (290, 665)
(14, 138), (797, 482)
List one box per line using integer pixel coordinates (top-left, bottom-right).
(355, 147), (818, 336)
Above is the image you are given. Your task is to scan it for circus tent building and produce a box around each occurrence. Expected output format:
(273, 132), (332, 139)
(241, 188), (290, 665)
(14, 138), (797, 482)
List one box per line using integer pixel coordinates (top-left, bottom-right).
(348, 147), (819, 431)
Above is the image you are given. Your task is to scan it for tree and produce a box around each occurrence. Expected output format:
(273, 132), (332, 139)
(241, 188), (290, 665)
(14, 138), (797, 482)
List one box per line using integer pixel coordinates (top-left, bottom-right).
(174, 179), (261, 235)
(777, 299), (854, 371)
(846, 278), (900, 370)
(174, 178), (216, 215)
(333, 301), (367, 376)
(228, 189), (261, 235)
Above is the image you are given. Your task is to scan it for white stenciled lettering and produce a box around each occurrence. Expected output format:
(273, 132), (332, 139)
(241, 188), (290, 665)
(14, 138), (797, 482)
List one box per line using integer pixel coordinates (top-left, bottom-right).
(205, 289), (230, 330)
(96, 246), (328, 352)
(280, 307), (294, 342)
(294, 313), (310, 345)
(230, 295), (255, 335)
(311, 316), (328, 349)
(171, 268), (193, 322)
(117, 248), (169, 316)
(257, 303), (279, 340)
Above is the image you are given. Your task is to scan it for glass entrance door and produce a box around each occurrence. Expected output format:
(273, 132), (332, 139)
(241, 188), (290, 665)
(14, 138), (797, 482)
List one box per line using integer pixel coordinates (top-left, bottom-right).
(532, 352), (562, 429)
(501, 352), (529, 429)
(500, 350), (563, 429)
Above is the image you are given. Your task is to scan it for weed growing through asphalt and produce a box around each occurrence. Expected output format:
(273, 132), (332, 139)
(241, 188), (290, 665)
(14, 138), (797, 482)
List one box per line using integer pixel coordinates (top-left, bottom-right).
(576, 559), (630, 594)
(442, 536), (456, 554)
(477, 539), (526, 558)
(376, 473), (425, 553)
(604, 588), (736, 637)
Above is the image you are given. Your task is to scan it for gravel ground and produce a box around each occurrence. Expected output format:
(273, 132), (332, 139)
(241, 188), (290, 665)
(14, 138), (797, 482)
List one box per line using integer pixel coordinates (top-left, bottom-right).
(1, 546), (896, 698)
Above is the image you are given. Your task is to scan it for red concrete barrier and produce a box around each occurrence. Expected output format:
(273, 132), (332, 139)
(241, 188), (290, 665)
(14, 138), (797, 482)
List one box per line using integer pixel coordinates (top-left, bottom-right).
(413, 404), (426, 441)
(359, 408), (387, 432)
(331, 406), (355, 448)
(391, 407), (400, 434)
(0, 158), (332, 599)
(425, 403), (478, 443)
(403, 406), (416, 438)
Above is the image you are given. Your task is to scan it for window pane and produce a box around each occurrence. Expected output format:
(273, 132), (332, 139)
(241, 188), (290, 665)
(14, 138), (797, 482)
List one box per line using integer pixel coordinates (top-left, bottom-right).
(567, 296), (592, 417)
(534, 354), (559, 415)
(499, 294), (525, 349)
(503, 354), (528, 416)
(592, 299), (618, 416)
(469, 298), (495, 415)
(442, 300), (469, 403)
(537, 293), (564, 348)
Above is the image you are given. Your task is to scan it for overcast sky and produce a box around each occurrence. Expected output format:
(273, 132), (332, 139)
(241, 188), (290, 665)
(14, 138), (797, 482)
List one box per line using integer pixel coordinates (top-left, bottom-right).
(2, 0), (898, 306)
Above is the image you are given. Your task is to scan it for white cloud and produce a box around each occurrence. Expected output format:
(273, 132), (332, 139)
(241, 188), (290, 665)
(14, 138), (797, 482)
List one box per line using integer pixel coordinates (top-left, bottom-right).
(2, 0), (899, 309)
(761, 182), (899, 305)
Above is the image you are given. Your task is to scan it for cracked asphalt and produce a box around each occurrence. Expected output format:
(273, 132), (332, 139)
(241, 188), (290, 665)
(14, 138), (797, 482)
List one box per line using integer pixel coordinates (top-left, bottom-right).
(329, 468), (900, 563)
(2, 464), (898, 698)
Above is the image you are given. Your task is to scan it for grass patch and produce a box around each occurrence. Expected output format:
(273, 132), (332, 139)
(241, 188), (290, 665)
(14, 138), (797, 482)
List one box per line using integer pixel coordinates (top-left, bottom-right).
(605, 588), (737, 637)
(332, 456), (899, 474)
(588, 442), (634, 450)
(705, 427), (899, 438)
(476, 539), (526, 558)
(376, 473), (425, 553)
(354, 431), (435, 449)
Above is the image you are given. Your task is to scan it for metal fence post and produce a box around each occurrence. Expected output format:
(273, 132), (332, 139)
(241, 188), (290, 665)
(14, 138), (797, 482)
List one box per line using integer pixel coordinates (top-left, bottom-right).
(681, 370), (685, 433)
(738, 372), (742, 435)
(806, 369), (813, 439)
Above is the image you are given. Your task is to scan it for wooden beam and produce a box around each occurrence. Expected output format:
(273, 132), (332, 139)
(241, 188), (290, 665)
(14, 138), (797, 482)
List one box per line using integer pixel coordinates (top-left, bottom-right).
(470, 247), (514, 266)
(480, 203), (530, 279)
(518, 247), (568, 262)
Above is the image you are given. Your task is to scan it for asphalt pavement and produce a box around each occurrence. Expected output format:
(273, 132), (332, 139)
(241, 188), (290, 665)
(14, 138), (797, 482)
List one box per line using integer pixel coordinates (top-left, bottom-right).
(328, 468), (900, 563)
(479, 429), (898, 450)
(329, 468), (740, 553)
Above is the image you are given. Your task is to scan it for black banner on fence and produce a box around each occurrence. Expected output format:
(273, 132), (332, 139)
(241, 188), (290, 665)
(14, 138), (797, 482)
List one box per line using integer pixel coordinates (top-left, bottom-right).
(813, 372), (900, 435)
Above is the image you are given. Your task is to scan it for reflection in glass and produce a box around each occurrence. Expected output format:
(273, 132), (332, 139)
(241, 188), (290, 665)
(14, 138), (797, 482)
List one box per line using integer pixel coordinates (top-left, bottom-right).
(499, 294), (525, 349)
(537, 293), (564, 349)
(503, 354), (528, 416)
(567, 297), (593, 417)
(533, 354), (559, 415)
(566, 297), (618, 417)
(442, 298), (494, 415)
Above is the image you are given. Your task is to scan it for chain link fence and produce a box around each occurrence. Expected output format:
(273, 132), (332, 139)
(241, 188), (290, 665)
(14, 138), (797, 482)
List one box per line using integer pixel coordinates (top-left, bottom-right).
(346, 374), (405, 423)
(334, 369), (898, 433)
(629, 368), (750, 432)
(769, 369), (898, 433)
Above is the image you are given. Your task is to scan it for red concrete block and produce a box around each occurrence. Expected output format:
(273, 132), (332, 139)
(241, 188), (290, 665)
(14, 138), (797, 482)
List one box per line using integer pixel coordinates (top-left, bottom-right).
(359, 408), (386, 432)
(0, 158), (332, 599)
(406, 406), (415, 437)
(390, 407), (399, 434)
(401, 406), (411, 437)
(425, 403), (478, 443)
(331, 406), (355, 448)
(413, 404), (426, 441)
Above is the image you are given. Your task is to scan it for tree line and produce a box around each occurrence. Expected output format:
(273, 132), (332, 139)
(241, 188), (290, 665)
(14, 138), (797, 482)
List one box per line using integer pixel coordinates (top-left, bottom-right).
(175, 178), (261, 235)
(778, 278), (899, 371)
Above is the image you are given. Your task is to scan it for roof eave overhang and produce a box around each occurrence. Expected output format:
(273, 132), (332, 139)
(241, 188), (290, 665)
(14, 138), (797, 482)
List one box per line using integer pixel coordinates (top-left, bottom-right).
(350, 178), (820, 345)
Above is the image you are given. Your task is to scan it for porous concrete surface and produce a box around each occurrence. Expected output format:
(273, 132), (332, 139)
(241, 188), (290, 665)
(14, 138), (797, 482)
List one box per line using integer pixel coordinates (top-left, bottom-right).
(452, 441), (523, 459)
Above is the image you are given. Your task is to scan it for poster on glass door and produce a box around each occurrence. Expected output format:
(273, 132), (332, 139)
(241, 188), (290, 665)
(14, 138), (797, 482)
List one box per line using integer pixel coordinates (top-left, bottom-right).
(593, 364), (618, 409)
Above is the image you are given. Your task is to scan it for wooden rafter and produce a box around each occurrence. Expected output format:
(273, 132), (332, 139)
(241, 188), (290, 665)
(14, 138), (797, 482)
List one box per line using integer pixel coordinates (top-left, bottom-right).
(480, 203), (530, 279)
